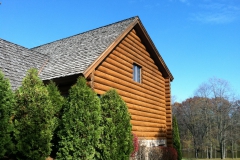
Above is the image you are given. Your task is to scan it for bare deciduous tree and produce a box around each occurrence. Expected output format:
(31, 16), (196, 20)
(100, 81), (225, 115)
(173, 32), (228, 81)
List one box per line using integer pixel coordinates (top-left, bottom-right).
(174, 97), (208, 158)
(195, 77), (238, 159)
(174, 78), (240, 159)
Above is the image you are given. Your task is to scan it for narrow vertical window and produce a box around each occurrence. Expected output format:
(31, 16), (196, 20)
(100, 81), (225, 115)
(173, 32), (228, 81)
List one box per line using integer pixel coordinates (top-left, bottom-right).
(133, 63), (141, 83)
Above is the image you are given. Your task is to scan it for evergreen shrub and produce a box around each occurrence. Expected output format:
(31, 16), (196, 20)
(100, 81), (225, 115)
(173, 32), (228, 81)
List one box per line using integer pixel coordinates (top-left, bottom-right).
(56, 77), (101, 160)
(46, 81), (65, 158)
(47, 81), (64, 119)
(173, 116), (182, 160)
(14, 69), (55, 160)
(0, 71), (15, 158)
(100, 89), (133, 160)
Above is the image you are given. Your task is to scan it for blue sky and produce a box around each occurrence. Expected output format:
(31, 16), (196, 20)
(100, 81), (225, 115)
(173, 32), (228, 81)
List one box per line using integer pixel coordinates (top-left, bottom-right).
(1, 0), (240, 102)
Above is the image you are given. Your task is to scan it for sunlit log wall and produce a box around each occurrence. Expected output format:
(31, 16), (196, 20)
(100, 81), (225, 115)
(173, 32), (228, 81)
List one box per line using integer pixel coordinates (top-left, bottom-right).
(165, 78), (173, 146)
(92, 29), (170, 141)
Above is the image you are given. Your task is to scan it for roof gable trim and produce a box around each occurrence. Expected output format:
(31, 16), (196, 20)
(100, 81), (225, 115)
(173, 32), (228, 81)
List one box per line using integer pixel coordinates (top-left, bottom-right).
(136, 20), (174, 81)
(83, 18), (139, 77)
(83, 17), (173, 81)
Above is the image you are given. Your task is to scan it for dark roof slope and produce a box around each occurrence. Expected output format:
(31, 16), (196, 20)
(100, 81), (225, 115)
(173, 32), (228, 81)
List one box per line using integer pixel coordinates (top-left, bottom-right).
(32, 17), (137, 80)
(0, 39), (48, 90)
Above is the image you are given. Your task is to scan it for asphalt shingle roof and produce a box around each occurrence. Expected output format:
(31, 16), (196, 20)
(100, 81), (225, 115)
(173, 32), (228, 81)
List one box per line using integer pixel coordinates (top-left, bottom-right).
(32, 16), (137, 80)
(1, 16), (174, 89)
(0, 39), (48, 90)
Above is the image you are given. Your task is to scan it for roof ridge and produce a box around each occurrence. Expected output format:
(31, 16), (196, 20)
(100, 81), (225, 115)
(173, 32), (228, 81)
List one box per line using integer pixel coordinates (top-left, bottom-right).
(0, 38), (29, 50)
(0, 38), (50, 57)
(31, 16), (138, 50)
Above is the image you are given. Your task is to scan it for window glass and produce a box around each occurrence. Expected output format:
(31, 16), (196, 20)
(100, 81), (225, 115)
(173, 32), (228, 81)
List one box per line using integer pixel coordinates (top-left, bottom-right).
(133, 64), (141, 83)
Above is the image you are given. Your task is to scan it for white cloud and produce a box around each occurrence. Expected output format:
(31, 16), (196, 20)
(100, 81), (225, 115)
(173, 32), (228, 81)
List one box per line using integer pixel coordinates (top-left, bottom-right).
(179, 0), (187, 3)
(179, 0), (191, 5)
(193, 12), (235, 24)
(191, 2), (240, 24)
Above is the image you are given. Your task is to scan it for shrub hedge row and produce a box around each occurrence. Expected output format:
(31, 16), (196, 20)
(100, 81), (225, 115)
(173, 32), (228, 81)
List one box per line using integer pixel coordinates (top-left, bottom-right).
(1, 68), (180, 160)
(0, 69), (133, 160)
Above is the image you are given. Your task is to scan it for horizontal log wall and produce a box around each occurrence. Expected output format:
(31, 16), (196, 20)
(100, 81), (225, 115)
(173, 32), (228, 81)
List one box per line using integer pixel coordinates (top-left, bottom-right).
(93, 29), (167, 140)
(165, 78), (173, 146)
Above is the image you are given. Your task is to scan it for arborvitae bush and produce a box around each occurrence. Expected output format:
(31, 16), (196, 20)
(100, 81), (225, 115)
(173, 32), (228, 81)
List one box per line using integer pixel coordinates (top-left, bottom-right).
(172, 116), (182, 160)
(100, 89), (133, 160)
(47, 81), (65, 118)
(14, 69), (55, 160)
(56, 77), (101, 160)
(46, 81), (65, 158)
(0, 71), (15, 158)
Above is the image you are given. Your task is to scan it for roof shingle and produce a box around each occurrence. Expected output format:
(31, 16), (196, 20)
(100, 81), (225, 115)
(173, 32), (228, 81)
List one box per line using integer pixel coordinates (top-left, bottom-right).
(32, 16), (137, 80)
(0, 39), (48, 90)
(1, 16), (173, 89)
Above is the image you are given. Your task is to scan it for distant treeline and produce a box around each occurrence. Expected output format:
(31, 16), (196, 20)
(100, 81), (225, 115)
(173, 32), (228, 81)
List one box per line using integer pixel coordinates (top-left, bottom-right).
(173, 77), (240, 159)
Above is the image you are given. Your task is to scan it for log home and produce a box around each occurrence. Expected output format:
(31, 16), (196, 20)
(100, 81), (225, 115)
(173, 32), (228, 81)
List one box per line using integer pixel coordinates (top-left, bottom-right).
(0, 16), (174, 147)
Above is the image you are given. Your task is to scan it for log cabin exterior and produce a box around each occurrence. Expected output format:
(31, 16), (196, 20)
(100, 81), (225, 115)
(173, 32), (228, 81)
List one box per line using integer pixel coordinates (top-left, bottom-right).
(0, 16), (174, 147)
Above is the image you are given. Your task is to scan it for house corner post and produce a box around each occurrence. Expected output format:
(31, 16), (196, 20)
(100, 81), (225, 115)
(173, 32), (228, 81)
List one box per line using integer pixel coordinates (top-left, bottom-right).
(165, 78), (173, 147)
(86, 70), (95, 90)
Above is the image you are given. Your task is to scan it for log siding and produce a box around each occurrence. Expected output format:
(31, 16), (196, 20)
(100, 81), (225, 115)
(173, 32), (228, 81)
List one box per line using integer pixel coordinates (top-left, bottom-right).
(165, 78), (173, 146)
(93, 29), (168, 140)
(2, 16), (173, 145)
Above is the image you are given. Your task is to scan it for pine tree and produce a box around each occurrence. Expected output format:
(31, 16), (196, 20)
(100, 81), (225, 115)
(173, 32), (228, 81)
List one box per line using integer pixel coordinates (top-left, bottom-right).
(46, 81), (65, 158)
(173, 116), (182, 160)
(0, 71), (15, 158)
(14, 69), (55, 160)
(56, 77), (101, 160)
(100, 89), (133, 160)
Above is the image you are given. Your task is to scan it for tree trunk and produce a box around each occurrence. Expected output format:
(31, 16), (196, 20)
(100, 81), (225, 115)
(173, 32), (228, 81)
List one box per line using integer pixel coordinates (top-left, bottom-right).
(210, 143), (212, 159)
(236, 144), (238, 158)
(225, 146), (227, 158)
(220, 142), (224, 159)
(215, 146), (216, 158)
(220, 141), (226, 159)
(206, 147), (208, 159)
(223, 142), (226, 159)
(195, 149), (198, 158)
